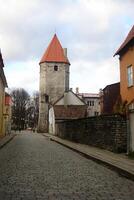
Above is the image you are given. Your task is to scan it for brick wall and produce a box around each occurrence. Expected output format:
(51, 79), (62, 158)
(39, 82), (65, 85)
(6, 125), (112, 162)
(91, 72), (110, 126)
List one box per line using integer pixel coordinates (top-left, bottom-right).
(55, 114), (127, 153)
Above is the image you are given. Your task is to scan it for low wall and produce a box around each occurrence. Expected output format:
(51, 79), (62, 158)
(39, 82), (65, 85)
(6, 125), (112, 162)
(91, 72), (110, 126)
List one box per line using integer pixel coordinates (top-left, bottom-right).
(55, 114), (127, 153)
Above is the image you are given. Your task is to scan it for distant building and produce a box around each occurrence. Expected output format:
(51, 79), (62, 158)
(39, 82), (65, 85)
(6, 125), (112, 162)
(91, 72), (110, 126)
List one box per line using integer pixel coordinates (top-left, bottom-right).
(100, 82), (120, 114)
(114, 25), (134, 110)
(0, 51), (8, 137)
(49, 90), (87, 135)
(76, 88), (100, 116)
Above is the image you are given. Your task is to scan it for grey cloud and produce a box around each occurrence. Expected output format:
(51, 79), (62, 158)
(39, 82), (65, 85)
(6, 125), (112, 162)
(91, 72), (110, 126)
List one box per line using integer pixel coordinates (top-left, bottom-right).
(1, 0), (134, 64)
(0, 0), (133, 92)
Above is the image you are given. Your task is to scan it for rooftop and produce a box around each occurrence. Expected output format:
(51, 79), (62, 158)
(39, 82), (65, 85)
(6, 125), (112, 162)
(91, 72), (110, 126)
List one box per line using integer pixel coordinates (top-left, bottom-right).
(54, 105), (87, 119)
(78, 93), (99, 98)
(40, 34), (70, 64)
(114, 25), (134, 56)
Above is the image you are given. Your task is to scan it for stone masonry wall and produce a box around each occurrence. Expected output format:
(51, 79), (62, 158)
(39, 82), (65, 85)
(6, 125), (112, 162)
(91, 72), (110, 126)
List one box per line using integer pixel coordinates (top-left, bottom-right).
(38, 61), (69, 132)
(55, 114), (127, 153)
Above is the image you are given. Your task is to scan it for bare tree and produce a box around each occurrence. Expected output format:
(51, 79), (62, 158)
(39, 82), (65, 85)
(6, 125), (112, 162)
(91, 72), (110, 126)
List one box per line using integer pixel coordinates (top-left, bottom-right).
(11, 88), (30, 130)
(26, 91), (39, 130)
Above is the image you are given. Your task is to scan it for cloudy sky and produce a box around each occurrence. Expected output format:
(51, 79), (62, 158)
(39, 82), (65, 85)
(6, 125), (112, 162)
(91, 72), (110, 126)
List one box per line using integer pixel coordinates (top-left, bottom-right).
(1, 0), (134, 94)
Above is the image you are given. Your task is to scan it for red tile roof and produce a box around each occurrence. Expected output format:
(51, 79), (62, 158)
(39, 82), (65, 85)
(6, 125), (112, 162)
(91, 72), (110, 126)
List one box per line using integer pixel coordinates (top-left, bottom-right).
(54, 105), (87, 119)
(40, 34), (70, 64)
(114, 25), (134, 56)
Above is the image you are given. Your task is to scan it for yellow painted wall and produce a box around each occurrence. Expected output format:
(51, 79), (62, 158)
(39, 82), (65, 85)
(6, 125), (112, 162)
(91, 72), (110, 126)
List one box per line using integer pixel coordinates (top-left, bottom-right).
(120, 47), (134, 104)
(4, 104), (12, 135)
(0, 77), (5, 137)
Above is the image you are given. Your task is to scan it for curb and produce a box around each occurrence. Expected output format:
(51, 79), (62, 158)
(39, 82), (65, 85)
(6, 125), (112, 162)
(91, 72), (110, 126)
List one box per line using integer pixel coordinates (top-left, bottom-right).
(0, 134), (16, 149)
(47, 136), (134, 181)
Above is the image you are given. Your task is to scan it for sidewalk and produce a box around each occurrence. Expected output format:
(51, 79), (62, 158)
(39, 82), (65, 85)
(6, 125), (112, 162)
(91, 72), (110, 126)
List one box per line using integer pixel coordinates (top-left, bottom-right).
(0, 133), (16, 149)
(43, 133), (134, 181)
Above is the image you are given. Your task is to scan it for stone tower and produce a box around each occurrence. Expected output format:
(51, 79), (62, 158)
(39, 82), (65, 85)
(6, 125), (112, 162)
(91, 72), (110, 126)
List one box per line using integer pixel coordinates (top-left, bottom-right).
(38, 34), (70, 132)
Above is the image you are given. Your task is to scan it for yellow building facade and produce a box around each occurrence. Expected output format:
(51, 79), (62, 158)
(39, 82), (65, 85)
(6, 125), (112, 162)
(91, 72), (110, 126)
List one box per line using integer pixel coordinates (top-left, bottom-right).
(4, 93), (12, 135)
(0, 52), (8, 137)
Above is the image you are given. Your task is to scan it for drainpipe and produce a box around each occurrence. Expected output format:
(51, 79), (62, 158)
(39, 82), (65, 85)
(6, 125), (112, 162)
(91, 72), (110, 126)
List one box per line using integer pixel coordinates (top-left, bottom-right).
(64, 92), (68, 107)
(126, 108), (131, 154)
(127, 117), (130, 154)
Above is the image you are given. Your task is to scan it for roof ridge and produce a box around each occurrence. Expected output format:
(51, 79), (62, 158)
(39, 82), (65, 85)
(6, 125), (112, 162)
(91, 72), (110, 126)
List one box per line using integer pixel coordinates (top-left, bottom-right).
(114, 25), (134, 56)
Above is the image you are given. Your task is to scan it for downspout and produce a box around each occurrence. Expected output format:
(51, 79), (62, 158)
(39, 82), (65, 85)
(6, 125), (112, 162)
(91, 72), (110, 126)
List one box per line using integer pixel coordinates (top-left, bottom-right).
(126, 107), (130, 154)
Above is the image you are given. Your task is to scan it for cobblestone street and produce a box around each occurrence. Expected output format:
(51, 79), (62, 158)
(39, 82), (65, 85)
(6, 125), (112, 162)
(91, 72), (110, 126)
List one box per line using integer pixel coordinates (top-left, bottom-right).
(0, 132), (134, 200)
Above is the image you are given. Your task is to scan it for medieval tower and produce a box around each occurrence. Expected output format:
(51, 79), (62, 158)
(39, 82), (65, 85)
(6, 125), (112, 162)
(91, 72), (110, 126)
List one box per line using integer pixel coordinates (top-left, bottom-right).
(38, 34), (70, 132)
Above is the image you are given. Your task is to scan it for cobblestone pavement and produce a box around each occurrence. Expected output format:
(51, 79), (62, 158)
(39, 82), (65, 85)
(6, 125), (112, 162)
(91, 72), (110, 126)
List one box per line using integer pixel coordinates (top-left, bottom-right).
(0, 132), (134, 200)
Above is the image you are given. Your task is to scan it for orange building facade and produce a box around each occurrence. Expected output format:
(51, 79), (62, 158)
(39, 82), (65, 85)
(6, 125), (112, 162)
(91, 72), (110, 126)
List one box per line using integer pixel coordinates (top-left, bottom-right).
(120, 48), (134, 105)
(114, 25), (134, 110)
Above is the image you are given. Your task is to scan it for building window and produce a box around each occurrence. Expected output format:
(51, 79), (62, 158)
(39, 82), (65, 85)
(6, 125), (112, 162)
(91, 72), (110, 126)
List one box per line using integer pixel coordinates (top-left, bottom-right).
(45, 94), (49, 103)
(128, 102), (134, 110)
(127, 65), (133, 87)
(94, 111), (99, 116)
(54, 65), (58, 71)
(89, 100), (94, 106)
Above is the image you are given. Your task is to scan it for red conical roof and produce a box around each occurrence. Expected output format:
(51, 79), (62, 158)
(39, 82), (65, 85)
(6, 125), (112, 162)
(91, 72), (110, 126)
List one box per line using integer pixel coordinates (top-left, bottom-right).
(114, 25), (134, 56)
(40, 34), (70, 64)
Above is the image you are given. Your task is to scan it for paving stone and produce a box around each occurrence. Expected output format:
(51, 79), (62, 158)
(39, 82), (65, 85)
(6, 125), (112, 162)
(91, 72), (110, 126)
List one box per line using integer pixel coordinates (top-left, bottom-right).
(0, 132), (134, 200)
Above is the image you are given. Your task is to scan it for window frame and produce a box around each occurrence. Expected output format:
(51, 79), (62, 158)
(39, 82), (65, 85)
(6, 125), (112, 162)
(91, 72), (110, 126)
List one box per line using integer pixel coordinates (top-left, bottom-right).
(127, 65), (133, 87)
(89, 100), (94, 106)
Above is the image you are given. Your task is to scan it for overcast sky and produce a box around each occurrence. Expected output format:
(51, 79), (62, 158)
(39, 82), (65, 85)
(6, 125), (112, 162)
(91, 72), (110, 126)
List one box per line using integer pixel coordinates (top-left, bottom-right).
(1, 0), (134, 94)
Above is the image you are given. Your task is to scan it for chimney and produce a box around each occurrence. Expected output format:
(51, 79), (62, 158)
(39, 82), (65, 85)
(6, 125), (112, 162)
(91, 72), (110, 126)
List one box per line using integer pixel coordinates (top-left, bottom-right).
(76, 87), (79, 94)
(64, 92), (68, 106)
(99, 89), (103, 97)
(63, 48), (67, 58)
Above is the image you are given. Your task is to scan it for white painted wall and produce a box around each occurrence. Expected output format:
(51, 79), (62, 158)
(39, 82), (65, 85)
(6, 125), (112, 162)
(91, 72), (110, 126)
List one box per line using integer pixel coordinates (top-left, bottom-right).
(56, 91), (85, 105)
(49, 107), (55, 135)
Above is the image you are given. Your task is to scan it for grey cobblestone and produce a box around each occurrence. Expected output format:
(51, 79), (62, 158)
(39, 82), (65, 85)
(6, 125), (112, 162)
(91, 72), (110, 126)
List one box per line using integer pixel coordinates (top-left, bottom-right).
(0, 132), (134, 200)
(0, 134), (15, 149)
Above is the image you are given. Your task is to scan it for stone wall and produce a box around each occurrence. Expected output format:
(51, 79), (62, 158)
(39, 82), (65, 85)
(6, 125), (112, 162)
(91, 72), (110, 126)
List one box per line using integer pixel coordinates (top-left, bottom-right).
(0, 77), (4, 136)
(38, 61), (69, 132)
(55, 114), (127, 153)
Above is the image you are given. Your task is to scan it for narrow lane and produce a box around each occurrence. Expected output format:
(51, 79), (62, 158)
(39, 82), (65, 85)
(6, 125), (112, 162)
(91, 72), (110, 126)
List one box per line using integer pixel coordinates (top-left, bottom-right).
(0, 132), (134, 200)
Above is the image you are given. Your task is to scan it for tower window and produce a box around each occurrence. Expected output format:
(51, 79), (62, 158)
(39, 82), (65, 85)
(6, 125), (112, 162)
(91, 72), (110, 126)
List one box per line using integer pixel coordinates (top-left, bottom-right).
(54, 65), (58, 71)
(45, 94), (49, 103)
